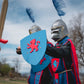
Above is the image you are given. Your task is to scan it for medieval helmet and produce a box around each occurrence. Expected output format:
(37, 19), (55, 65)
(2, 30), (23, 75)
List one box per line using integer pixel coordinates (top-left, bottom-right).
(29, 25), (41, 34)
(51, 19), (68, 41)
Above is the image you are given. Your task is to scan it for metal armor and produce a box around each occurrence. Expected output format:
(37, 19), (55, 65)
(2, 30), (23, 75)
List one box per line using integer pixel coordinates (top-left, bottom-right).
(51, 19), (68, 41)
(29, 25), (41, 34)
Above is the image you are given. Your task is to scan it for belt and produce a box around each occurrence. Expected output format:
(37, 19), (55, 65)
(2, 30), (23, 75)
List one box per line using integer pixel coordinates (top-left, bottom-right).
(58, 69), (72, 74)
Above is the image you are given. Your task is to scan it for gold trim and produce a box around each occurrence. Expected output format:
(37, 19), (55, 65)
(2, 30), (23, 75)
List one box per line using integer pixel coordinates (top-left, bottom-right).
(59, 69), (72, 74)
(56, 34), (68, 42)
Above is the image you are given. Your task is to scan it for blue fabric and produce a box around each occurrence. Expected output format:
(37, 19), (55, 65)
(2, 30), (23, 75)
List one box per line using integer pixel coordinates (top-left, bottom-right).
(35, 71), (43, 84)
(56, 59), (65, 73)
(53, 78), (56, 84)
(55, 79), (58, 84)
(29, 70), (35, 84)
(29, 70), (43, 84)
(59, 73), (67, 84)
(58, 36), (69, 44)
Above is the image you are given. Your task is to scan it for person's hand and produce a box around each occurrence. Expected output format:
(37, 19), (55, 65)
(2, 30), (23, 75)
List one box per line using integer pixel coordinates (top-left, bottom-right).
(16, 46), (22, 54)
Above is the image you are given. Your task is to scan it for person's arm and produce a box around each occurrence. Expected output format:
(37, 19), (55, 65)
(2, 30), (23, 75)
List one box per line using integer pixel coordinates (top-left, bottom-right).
(46, 42), (71, 58)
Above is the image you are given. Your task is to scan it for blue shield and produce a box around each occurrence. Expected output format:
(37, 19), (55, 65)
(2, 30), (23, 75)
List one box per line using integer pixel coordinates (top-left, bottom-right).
(20, 30), (47, 65)
(31, 54), (51, 72)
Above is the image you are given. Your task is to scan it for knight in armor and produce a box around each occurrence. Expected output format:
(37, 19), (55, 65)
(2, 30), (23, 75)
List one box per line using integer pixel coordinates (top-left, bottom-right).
(16, 25), (54, 84)
(46, 19), (81, 84)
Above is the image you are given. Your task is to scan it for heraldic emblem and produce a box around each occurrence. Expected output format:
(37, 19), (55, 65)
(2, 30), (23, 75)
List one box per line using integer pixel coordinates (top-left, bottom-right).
(20, 30), (47, 65)
(51, 58), (59, 72)
(27, 39), (40, 53)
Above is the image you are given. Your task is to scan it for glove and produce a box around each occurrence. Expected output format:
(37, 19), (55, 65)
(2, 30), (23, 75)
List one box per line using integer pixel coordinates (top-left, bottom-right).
(16, 47), (22, 55)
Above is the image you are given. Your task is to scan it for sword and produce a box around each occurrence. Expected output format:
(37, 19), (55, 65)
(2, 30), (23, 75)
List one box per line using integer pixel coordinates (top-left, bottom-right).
(0, 0), (8, 44)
